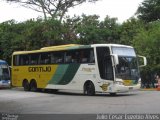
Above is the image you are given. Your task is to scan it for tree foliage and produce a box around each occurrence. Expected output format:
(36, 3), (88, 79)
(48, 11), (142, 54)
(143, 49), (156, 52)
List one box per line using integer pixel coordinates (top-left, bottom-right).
(0, 15), (121, 64)
(132, 21), (160, 87)
(133, 21), (160, 68)
(1, 15), (160, 70)
(136, 0), (160, 22)
(120, 18), (145, 45)
(0, 18), (64, 63)
(74, 15), (120, 44)
(0, 10), (160, 87)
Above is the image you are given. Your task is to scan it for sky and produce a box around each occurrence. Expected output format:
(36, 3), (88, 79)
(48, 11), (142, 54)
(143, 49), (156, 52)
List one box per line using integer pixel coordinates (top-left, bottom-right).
(0, 0), (144, 23)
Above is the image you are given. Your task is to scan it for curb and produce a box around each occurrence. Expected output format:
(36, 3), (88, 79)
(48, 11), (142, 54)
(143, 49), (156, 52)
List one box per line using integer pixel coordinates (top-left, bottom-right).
(141, 88), (157, 91)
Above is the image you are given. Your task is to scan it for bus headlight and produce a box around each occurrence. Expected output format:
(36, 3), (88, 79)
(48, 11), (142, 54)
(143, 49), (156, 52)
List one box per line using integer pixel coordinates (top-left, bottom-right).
(115, 81), (124, 85)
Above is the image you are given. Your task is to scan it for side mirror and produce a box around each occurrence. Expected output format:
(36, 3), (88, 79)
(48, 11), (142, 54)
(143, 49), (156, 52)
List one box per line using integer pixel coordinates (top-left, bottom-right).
(111, 54), (119, 66)
(138, 55), (147, 67)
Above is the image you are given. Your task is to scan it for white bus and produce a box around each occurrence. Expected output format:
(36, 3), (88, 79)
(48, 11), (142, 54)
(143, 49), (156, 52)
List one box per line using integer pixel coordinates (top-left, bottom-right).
(0, 60), (11, 88)
(12, 44), (146, 95)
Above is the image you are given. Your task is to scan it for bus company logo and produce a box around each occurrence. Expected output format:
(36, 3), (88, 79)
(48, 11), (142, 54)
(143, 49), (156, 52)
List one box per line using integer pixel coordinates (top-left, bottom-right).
(100, 83), (110, 91)
(28, 66), (51, 72)
(82, 67), (95, 72)
(123, 80), (133, 86)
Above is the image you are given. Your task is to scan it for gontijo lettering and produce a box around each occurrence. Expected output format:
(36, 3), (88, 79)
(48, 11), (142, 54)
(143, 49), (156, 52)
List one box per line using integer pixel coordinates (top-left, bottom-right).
(28, 66), (51, 72)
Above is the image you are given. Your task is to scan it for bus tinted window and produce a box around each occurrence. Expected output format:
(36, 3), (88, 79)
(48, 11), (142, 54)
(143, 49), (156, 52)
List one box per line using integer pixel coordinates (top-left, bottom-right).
(51, 52), (64, 64)
(20, 55), (29, 65)
(65, 50), (79, 63)
(96, 47), (113, 80)
(30, 54), (40, 65)
(79, 49), (95, 63)
(65, 48), (95, 64)
(13, 49), (95, 65)
(13, 55), (20, 66)
(40, 52), (51, 64)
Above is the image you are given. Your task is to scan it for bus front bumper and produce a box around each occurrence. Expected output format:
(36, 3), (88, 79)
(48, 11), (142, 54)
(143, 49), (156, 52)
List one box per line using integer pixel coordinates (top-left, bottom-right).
(0, 80), (10, 88)
(111, 84), (141, 93)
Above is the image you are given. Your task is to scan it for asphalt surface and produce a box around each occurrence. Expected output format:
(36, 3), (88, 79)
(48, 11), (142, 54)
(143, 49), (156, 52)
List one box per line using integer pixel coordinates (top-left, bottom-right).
(0, 88), (160, 114)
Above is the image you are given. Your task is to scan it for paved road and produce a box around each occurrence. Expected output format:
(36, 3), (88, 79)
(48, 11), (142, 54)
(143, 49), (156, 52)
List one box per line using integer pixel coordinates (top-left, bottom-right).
(0, 88), (160, 114)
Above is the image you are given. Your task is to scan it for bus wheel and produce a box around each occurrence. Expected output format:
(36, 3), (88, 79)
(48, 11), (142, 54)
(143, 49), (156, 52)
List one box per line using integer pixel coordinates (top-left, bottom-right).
(84, 81), (95, 96)
(30, 80), (37, 92)
(23, 80), (30, 91)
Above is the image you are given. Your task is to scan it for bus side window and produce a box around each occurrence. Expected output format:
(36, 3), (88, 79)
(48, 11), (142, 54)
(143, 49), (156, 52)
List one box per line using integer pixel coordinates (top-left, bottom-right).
(19, 55), (29, 65)
(80, 49), (95, 63)
(65, 56), (72, 63)
(51, 52), (64, 64)
(65, 50), (79, 63)
(40, 52), (51, 64)
(13, 55), (20, 66)
(79, 50), (84, 63)
(89, 49), (95, 63)
(29, 54), (39, 65)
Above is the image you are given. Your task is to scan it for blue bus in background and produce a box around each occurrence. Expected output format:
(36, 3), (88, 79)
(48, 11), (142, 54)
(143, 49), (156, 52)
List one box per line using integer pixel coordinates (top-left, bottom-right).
(0, 59), (10, 88)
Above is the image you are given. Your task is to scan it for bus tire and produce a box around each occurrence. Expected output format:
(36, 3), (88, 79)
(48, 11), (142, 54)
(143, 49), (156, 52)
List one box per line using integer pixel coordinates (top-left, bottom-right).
(30, 80), (37, 92)
(23, 80), (30, 91)
(84, 81), (95, 96)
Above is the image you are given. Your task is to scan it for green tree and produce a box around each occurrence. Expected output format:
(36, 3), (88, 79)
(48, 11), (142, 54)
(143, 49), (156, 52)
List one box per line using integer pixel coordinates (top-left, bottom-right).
(62, 15), (81, 44)
(120, 18), (145, 45)
(75, 15), (120, 44)
(75, 14), (101, 44)
(0, 18), (65, 64)
(100, 16), (120, 44)
(133, 21), (160, 70)
(24, 18), (64, 47)
(133, 21), (160, 87)
(136, 0), (160, 22)
(0, 20), (26, 64)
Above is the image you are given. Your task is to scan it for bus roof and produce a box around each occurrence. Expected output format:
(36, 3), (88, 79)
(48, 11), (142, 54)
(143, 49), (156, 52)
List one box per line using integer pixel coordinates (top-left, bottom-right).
(13, 44), (91, 55)
(12, 44), (133, 55)
(91, 44), (133, 48)
(41, 44), (79, 50)
(0, 60), (7, 65)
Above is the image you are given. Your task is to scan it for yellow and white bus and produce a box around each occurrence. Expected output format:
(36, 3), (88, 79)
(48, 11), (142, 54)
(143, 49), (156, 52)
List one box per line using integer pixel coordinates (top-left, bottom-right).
(11, 44), (146, 95)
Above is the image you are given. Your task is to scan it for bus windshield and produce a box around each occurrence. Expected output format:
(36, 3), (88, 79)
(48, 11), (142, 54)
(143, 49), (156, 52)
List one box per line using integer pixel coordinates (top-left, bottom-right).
(112, 47), (140, 80)
(0, 64), (10, 80)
